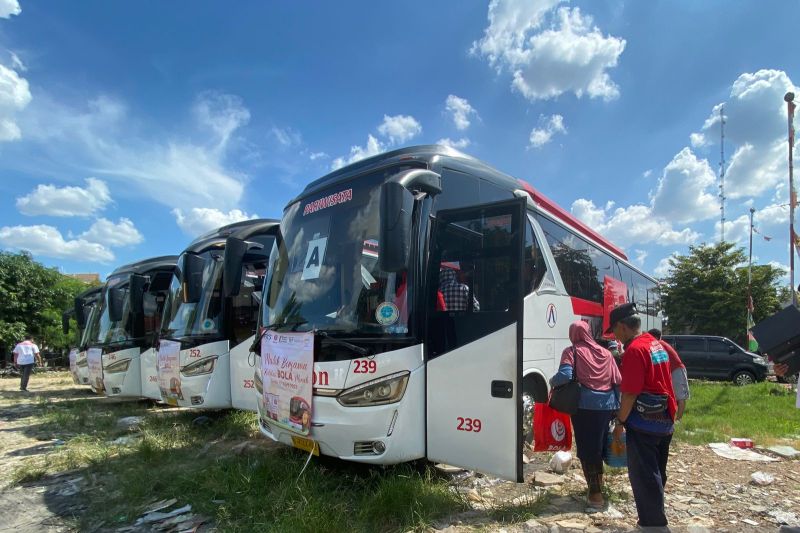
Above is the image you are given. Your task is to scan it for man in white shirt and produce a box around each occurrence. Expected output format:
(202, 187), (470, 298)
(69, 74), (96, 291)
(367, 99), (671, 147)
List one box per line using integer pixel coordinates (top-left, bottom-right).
(13, 335), (41, 392)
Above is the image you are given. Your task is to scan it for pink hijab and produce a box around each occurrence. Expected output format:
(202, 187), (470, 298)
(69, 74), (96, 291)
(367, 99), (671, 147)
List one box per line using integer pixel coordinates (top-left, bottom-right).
(561, 320), (621, 391)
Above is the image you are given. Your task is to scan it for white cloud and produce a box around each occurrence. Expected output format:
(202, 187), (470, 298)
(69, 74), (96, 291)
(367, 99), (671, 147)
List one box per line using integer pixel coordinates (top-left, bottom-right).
(529, 114), (566, 148)
(79, 217), (143, 247)
(437, 137), (471, 150)
(651, 147), (719, 224)
(700, 69), (796, 199)
(716, 202), (786, 246)
(689, 132), (708, 148)
(633, 249), (648, 266)
(0, 0), (20, 18)
(653, 255), (678, 279)
(472, 1), (626, 101)
(445, 95), (478, 130)
(16, 177), (111, 217)
(173, 207), (259, 237)
(18, 92), (248, 210)
(331, 134), (386, 171)
(377, 114), (422, 144)
(271, 126), (302, 148)
(0, 224), (114, 263)
(0, 62), (31, 141)
(572, 199), (700, 249)
(309, 151), (327, 161)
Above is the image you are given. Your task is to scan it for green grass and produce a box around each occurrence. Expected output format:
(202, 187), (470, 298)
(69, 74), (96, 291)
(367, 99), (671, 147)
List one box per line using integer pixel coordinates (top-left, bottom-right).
(4, 376), (467, 532)
(674, 381), (800, 447)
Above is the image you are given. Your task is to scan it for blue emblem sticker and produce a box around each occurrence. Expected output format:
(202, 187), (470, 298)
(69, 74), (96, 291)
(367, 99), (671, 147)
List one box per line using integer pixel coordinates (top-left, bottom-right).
(375, 302), (400, 326)
(201, 318), (215, 331)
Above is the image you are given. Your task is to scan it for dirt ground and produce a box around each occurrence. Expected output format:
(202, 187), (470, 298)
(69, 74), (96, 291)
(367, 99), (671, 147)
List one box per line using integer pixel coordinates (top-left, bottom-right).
(1, 373), (799, 532)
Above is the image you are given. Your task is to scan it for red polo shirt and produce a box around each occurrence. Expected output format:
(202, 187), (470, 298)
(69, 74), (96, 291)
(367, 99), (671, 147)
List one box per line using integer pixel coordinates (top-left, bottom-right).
(620, 333), (677, 419)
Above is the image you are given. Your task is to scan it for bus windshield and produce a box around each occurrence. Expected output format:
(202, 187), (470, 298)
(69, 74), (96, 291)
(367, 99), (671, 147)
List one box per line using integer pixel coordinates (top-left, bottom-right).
(161, 250), (224, 340)
(94, 274), (133, 345)
(263, 169), (411, 337)
(80, 303), (100, 348)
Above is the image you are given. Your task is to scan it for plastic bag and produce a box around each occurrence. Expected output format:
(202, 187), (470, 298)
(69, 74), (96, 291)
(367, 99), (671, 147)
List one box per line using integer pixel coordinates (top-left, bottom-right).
(549, 450), (573, 473)
(604, 427), (627, 468)
(533, 402), (573, 452)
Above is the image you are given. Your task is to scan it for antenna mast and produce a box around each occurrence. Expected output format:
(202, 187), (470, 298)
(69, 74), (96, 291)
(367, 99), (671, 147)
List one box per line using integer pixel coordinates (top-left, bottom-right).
(719, 105), (726, 242)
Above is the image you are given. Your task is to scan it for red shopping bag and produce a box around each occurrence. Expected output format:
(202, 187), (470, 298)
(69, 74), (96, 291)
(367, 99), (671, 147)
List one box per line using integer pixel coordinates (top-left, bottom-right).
(533, 402), (573, 452)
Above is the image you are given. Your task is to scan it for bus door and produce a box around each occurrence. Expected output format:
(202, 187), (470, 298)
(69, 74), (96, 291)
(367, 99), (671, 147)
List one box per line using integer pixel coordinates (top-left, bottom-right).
(425, 197), (526, 482)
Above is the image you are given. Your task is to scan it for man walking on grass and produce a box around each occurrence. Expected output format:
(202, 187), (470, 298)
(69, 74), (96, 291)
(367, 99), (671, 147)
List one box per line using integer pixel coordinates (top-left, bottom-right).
(608, 303), (677, 532)
(13, 335), (42, 392)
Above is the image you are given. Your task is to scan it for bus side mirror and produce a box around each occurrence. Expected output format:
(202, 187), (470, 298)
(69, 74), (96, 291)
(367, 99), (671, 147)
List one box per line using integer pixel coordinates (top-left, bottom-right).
(183, 253), (206, 304)
(380, 181), (414, 272)
(108, 287), (126, 323)
(129, 274), (149, 317)
(62, 312), (70, 335)
(223, 237), (248, 298)
(74, 298), (87, 329)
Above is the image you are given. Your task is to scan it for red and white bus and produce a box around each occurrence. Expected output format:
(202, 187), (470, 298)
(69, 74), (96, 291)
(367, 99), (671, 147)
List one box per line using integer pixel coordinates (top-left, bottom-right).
(255, 145), (660, 481)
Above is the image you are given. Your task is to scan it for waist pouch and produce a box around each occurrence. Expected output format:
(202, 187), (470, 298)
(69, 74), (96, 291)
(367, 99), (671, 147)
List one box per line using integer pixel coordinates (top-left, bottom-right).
(627, 393), (673, 435)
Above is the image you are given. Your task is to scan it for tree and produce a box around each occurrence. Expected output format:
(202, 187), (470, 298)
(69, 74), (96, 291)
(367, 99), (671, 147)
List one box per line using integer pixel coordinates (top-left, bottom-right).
(661, 242), (787, 345)
(0, 252), (96, 358)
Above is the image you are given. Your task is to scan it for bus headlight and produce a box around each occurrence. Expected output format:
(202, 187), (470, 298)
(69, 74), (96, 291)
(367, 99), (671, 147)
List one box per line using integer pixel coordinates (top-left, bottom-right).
(182, 356), (217, 377)
(105, 359), (131, 373)
(337, 371), (409, 407)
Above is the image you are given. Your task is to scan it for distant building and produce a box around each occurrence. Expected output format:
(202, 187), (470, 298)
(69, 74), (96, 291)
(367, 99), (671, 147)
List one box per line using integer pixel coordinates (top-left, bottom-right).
(67, 273), (100, 283)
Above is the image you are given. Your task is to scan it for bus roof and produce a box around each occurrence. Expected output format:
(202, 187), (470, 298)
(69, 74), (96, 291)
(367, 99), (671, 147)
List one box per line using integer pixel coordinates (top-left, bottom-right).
(296, 144), (628, 261)
(109, 255), (179, 278)
(183, 218), (279, 255)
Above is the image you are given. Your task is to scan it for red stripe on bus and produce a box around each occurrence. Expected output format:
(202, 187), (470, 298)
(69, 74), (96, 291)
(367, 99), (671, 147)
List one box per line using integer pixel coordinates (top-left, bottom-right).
(571, 297), (604, 317)
(517, 179), (629, 261)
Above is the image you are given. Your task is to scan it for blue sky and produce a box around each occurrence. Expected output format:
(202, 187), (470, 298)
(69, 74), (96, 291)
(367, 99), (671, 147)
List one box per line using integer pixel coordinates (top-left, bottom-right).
(0, 0), (797, 283)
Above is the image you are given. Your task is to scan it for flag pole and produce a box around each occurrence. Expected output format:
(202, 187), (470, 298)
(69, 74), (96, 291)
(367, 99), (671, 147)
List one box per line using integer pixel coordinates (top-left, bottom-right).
(785, 92), (796, 306)
(747, 207), (755, 345)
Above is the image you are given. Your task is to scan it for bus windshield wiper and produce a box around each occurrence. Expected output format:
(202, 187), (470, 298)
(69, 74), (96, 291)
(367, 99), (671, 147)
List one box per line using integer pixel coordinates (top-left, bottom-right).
(249, 320), (308, 352)
(316, 331), (369, 356)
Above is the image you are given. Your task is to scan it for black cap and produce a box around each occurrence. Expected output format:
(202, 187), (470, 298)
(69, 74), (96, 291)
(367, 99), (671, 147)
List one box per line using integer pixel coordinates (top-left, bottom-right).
(605, 302), (638, 334)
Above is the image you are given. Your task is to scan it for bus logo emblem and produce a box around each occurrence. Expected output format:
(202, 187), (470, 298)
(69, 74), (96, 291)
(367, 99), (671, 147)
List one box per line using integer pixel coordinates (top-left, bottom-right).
(546, 303), (557, 328)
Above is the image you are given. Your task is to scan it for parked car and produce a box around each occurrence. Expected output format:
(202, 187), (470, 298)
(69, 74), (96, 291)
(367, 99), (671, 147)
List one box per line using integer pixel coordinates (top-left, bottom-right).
(661, 335), (769, 385)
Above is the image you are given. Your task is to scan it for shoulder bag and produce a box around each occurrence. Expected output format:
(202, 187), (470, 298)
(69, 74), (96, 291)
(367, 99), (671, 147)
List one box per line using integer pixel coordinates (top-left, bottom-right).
(549, 347), (581, 415)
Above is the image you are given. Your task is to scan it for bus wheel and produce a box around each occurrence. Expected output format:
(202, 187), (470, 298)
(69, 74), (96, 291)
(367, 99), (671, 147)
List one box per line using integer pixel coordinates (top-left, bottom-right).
(522, 391), (535, 445)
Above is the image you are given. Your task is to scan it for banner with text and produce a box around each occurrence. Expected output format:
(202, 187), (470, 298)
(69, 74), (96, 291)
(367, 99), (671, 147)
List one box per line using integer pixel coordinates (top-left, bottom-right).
(158, 339), (182, 405)
(261, 330), (314, 435)
(87, 347), (104, 393)
(69, 348), (79, 380)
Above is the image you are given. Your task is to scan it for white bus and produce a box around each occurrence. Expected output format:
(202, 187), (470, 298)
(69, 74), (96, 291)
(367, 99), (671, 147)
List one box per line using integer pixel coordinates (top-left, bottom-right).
(255, 145), (660, 482)
(66, 286), (103, 386)
(86, 256), (177, 397)
(157, 219), (277, 410)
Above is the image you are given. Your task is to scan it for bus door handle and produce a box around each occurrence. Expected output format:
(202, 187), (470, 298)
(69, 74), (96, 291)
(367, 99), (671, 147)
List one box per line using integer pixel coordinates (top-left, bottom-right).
(491, 380), (513, 398)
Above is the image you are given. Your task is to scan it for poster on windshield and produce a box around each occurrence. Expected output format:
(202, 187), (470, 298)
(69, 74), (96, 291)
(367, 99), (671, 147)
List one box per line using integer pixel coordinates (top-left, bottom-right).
(68, 348), (79, 380)
(261, 330), (314, 435)
(87, 347), (104, 393)
(158, 339), (182, 405)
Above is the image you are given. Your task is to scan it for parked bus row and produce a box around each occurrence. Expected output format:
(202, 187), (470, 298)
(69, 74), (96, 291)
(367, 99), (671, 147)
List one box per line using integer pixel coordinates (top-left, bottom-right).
(64, 145), (660, 481)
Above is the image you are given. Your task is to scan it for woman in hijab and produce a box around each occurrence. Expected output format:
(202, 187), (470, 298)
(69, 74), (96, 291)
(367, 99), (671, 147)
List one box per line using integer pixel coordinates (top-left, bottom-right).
(550, 320), (621, 510)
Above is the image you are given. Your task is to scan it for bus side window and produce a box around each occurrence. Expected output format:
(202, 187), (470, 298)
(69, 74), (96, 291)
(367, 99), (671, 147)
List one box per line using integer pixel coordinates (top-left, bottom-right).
(524, 217), (547, 294)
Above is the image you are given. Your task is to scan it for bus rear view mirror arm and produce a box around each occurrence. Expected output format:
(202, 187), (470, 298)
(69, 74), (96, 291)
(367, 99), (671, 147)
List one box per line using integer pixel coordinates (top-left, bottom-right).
(223, 236), (248, 298)
(379, 169), (441, 272)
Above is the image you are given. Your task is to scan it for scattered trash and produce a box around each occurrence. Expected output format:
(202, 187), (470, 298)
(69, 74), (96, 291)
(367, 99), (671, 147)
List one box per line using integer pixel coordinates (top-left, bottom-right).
(137, 504), (192, 525)
(708, 442), (779, 462)
(111, 435), (139, 446)
(532, 471), (565, 487)
(742, 518), (760, 526)
(434, 463), (465, 474)
(116, 416), (145, 430)
(730, 438), (754, 449)
(767, 445), (800, 459)
(143, 498), (178, 515)
(750, 471), (775, 486)
(191, 415), (212, 427)
(51, 438), (65, 446)
(768, 509), (800, 526)
(549, 450), (572, 473)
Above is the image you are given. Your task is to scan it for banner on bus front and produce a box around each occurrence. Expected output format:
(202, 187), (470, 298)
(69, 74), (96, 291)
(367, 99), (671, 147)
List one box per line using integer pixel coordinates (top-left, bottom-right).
(68, 348), (79, 380)
(158, 339), (182, 406)
(261, 330), (314, 436)
(87, 347), (104, 393)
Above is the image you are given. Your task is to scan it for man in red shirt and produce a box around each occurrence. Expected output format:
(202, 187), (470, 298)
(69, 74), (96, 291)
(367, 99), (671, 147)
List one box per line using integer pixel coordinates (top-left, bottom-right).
(607, 303), (676, 530)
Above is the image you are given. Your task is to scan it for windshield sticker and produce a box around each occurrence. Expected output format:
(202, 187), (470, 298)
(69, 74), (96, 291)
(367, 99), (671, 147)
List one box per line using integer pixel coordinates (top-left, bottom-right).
(362, 239), (379, 259)
(360, 264), (377, 289)
(375, 302), (400, 326)
(201, 318), (215, 331)
(303, 188), (353, 216)
(261, 330), (314, 435)
(302, 237), (328, 280)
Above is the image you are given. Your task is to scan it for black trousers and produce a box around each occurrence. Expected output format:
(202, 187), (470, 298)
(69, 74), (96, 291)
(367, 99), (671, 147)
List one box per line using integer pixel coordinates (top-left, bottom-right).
(571, 408), (615, 493)
(626, 426), (673, 527)
(19, 363), (34, 390)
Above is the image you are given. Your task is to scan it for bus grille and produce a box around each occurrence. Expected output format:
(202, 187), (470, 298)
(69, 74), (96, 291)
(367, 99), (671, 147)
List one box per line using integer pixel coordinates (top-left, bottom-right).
(354, 441), (378, 456)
